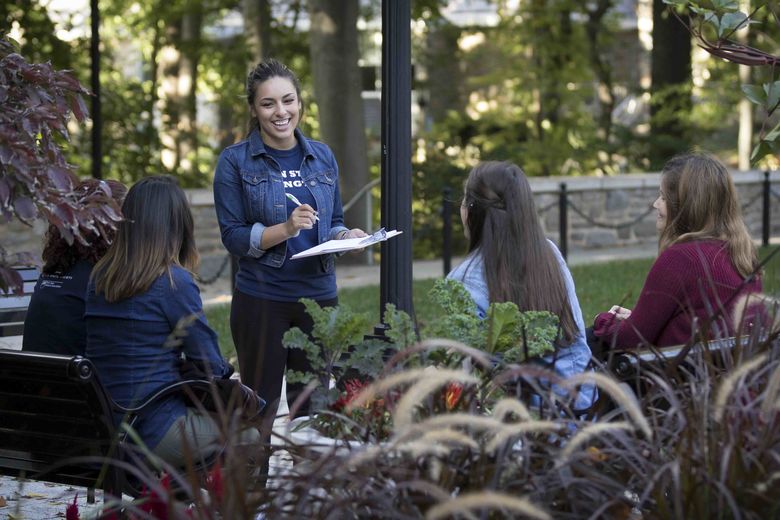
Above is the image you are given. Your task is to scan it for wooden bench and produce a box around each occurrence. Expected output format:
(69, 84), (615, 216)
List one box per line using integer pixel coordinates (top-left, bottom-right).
(0, 266), (39, 337)
(0, 349), (215, 504)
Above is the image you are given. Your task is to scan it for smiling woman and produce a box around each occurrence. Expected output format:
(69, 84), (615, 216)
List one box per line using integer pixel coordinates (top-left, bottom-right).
(212, 59), (368, 441)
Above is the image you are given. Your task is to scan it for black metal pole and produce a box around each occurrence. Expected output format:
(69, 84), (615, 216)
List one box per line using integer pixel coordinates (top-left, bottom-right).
(762, 170), (770, 247)
(90, 0), (102, 179)
(442, 187), (452, 276)
(379, 0), (413, 319)
(559, 182), (568, 260)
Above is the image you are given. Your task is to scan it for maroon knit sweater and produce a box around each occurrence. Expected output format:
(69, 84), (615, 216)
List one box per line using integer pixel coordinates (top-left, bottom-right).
(593, 240), (762, 349)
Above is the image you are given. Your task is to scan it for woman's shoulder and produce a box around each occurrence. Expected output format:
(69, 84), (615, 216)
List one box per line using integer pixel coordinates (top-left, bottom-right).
(169, 265), (197, 286)
(660, 239), (727, 263)
(218, 136), (252, 161)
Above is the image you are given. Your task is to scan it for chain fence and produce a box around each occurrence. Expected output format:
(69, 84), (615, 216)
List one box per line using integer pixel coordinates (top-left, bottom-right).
(197, 253), (231, 285)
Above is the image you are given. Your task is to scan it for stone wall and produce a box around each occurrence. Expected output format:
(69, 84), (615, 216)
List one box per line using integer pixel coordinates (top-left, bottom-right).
(3, 170), (779, 278)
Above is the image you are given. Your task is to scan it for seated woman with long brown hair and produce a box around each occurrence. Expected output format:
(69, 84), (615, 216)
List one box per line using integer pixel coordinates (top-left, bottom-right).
(448, 161), (595, 412)
(85, 175), (256, 468)
(593, 152), (763, 349)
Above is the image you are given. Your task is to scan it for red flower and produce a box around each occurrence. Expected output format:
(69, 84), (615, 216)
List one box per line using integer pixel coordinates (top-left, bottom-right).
(444, 382), (463, 411)
(205, 463), (224, 505)
(65, 494), (80, 520)
(133, 472), (171, 519)
(331, 379), (370, 412)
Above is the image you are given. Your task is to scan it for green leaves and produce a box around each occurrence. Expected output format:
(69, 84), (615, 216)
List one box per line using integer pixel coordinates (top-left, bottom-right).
(428, 279), (558, 364)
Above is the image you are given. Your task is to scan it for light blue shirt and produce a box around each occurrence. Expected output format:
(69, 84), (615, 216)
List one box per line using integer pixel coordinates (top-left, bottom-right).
(447, 240), (596, 412)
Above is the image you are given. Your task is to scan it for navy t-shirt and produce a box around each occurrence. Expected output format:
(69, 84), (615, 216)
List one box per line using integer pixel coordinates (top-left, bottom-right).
(22, 260), (93, 356)
(256, 144), (336, 301)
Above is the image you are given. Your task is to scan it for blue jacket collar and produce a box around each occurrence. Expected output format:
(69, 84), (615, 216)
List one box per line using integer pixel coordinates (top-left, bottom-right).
(249, 127), (314, 159)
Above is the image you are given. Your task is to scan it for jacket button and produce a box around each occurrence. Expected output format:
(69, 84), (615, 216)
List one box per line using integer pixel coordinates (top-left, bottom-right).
(253, 177), (258, 182)
(309, 180), (316, 186)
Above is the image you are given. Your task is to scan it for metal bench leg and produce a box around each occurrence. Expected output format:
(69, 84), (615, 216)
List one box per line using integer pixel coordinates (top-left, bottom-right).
(87, 487), (95, 504)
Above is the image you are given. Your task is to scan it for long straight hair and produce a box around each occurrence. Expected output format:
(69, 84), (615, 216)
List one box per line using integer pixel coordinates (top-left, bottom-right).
(462, 161), (577, 343)
(658, 152), (757, 277)
(93, 175), (199, 302)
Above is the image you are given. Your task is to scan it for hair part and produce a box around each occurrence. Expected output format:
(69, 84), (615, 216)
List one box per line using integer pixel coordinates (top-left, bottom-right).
(462, 161), (578, 343)
(658, 151), (757, 277)
(93, 175), (199, 302)
(42, 179), (127, 274)
(245, 58), (303, 135)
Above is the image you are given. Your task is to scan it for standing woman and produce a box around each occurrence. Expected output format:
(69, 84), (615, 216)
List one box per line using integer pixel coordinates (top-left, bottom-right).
(592, 152), (763, 348)
(86, 176), (238, 467)
(448, 161), (595, 412)
(213, 59), (365, 418)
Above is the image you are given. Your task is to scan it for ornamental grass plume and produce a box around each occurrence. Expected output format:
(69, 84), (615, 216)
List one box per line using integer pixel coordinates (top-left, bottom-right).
(713, 353), (769, 422)
(425, 491), (551, 520)
(556, 421), (634, 465)
(561, 372), (652, 438)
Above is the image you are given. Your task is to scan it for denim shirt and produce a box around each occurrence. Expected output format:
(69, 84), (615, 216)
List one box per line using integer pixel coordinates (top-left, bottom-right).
(447, 240), (597, 411)
(213, 128), (349, 297)
(85, 266), (231, 450)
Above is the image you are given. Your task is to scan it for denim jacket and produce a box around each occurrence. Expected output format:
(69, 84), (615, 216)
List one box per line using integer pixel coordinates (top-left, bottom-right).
(213, 128), (349, 283)
(85, 266), (231, 449)
(447, 240), (597, 411)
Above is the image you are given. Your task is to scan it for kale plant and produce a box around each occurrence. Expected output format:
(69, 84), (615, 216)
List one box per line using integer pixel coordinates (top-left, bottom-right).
(428, 278), (558, 363)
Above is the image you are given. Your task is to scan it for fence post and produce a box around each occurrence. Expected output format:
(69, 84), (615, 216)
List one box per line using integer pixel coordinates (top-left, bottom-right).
(442, 186), (452, 276)
(366, 190), (374, 265)
(559, 182), (568, 260)
(762, 170), (770, 247)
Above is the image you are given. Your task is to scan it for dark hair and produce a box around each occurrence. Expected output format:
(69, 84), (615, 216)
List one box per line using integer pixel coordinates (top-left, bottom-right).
(93, 175), (199, 302)
(41, 179), (127, 275)
(462, 161), (577, 343)
(658, 151), (757, 277)
(246, 58), (303, 133)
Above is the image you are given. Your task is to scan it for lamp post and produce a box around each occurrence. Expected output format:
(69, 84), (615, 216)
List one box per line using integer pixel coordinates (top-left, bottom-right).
(379, 0), (414, 320)
(90, 0), (102, 179)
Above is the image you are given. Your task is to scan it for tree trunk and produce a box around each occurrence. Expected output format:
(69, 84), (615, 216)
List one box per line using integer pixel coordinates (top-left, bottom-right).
(307, 0), (370, 233)
(650, 0), (692, 169)
(158, 10), (201, 182)
(584, 0), (616, 144)
(243, 0), (273, 63)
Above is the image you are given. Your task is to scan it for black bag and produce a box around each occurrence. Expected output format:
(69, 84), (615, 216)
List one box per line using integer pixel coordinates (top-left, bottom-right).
(179, 360), (266, 422)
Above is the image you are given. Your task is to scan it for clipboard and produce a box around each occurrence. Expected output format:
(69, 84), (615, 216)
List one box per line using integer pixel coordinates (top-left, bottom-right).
(290, 228), (403, 259)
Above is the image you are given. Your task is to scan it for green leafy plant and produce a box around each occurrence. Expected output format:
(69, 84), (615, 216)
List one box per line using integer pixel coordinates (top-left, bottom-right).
(427, 278), (559, 363)
(283, 299), (412, 419)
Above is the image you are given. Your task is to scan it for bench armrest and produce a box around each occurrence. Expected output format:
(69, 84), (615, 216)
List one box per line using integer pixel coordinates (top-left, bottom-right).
(109, 379), (214, 415)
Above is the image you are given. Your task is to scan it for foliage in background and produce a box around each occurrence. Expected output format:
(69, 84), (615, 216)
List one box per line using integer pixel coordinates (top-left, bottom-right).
(0, 37), (122, 291)
(664, 0), (780, 165)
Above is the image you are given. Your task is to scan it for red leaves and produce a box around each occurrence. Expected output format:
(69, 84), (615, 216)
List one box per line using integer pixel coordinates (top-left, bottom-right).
(0, 36), (111, 292)
(13, 195), (36, 222)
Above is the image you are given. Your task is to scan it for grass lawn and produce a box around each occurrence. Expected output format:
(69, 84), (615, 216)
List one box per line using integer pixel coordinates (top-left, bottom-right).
(206, 246), (780, 360)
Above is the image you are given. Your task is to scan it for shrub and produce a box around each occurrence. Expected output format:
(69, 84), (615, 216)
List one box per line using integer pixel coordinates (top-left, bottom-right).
(0, 37), (121, 292)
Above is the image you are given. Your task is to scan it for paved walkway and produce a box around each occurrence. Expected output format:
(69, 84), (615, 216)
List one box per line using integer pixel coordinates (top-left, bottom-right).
(197, 243), (660, 307)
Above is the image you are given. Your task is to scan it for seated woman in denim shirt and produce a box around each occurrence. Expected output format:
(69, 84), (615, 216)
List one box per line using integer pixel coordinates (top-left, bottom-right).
(86, 176), (256, 467)
(447, 161), (596, 413)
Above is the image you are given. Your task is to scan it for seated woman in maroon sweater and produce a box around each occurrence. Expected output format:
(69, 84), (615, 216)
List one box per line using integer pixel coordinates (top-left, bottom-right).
(593, 152), (763, 349)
